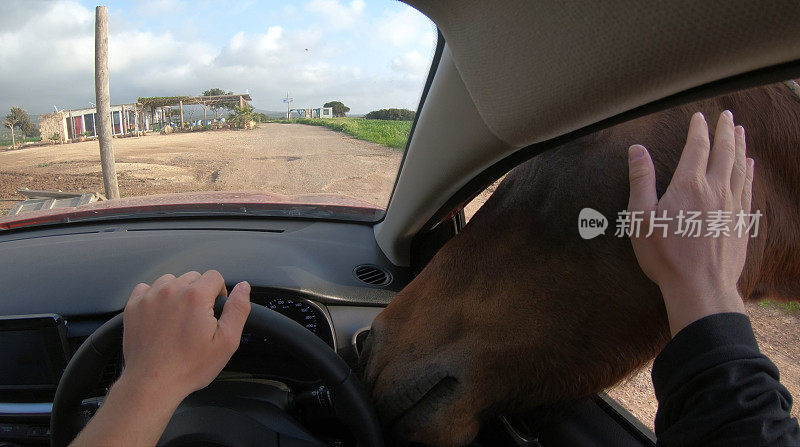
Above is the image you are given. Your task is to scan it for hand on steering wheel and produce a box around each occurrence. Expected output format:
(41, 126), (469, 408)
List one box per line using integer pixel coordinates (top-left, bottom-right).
(122, 271), (251, 401)
(69, 271), (252, 446)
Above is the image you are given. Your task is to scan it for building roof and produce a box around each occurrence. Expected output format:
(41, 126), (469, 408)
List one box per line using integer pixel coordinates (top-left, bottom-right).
(49, 93), (253, 117)
(137, 94), (252, 108)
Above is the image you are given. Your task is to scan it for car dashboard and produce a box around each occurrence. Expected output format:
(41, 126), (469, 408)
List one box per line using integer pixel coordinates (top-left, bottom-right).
(0, 217), (407, 445)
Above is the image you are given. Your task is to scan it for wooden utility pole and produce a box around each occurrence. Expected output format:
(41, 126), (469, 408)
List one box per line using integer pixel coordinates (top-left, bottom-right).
(68, 111), (75, 140)
(283, 92), (293, 119)
(121, 105), (127, 134)
(94, 6), (119, 199)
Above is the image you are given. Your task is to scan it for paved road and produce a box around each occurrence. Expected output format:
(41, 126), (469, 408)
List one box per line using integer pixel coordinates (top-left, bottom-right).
(0, 123), (404, 211)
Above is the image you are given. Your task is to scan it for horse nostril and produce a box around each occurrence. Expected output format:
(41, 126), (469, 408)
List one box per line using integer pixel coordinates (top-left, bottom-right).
(360, 316), (388, 362)
(357, 331), (376, 377)
(355, 329), (372, 357)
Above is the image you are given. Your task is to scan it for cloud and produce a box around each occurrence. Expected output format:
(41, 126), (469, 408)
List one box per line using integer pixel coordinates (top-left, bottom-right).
(375, 6), (436, 48)
(0, 1), (96, 112)
(0, 0), (436, 116)
(392, 50), (429, 77)
(304, 0), (365, 29)
(218, 27), (284, 66)
(283, 4), (299, 17)
(0, 0), (53, 33)
(111, 31), (217, 71)
(133, 0), (186, 16)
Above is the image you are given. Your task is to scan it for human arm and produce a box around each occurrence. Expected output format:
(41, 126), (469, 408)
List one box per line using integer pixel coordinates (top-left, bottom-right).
(651, 312), (797, 446)
(627, 110), (799, 445)
(69, 271), (251, 446)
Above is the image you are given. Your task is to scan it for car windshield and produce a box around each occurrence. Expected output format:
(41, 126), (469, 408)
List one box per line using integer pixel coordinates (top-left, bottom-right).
(0, 0), (436, 224)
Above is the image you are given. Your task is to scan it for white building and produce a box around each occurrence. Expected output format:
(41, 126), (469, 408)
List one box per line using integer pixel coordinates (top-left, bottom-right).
(39, 93), (253, 142)
(290, 107), (334, 119)
(40, 103), (156, 142)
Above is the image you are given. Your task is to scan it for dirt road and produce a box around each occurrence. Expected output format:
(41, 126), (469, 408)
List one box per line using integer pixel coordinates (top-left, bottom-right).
(0, 123), (403, 212)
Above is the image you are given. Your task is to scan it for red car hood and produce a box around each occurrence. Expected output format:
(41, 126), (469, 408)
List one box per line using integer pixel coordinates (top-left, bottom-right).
(0, 192), (384, 230)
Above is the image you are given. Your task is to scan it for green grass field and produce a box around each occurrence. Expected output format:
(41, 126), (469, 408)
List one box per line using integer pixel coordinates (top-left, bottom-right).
(279, 117), (412, 149)
(759, 299), (800, 317)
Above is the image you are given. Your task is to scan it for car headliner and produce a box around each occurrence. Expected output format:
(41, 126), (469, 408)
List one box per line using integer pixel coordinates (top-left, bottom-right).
(376, 0), (800, 266)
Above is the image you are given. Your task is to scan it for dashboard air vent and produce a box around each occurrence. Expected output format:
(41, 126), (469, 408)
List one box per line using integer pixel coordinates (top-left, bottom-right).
(353, 265), (391, 286)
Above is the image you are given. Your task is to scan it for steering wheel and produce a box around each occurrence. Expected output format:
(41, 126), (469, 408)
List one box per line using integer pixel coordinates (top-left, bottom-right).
(50, 296), (384, 446)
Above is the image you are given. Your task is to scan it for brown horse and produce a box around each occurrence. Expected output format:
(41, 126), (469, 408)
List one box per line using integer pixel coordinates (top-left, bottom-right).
(361, 82), (800, 446)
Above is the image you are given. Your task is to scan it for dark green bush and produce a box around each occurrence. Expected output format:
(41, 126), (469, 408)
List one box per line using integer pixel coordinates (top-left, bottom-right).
(363, 108), (416, 121)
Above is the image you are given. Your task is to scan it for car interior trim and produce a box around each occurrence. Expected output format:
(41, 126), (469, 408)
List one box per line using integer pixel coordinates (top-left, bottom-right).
(301, 297), (338, 352)
(0, 403), (53, 417)
(375, 45), (512, 266)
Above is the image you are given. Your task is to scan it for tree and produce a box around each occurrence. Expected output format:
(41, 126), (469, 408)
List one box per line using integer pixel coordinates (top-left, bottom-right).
(324, 101), (350, 117)
(4, 107), (38, 149)
(202, 88), (236, 120)
(364, 108), (416, 121)
(203, 88), (228, 96)
(20, 115), (40, 137)
(4, 113), (20, 150)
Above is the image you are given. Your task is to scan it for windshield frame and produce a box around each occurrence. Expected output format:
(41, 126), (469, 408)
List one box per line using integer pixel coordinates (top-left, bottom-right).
(0, 199), (384, 232)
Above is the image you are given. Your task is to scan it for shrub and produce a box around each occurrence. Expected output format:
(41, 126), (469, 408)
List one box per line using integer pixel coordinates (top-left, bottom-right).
(363, 108), (416, 121)
(227, 105), (255, 128)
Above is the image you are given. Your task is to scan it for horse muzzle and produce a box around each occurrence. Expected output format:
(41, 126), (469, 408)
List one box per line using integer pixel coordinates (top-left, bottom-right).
(360, 330), (482, 445)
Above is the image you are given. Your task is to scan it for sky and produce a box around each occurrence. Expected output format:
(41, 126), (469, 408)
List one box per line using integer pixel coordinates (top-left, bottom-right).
(0, 0), (437, 116)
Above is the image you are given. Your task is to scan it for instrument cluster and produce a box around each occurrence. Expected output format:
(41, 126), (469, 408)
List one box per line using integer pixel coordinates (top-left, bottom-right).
(224, 290), (336, 380)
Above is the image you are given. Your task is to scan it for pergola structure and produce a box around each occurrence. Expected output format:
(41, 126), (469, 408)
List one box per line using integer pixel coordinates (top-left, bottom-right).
(137, 93), (253, 127)
(39, 93), (254, 143)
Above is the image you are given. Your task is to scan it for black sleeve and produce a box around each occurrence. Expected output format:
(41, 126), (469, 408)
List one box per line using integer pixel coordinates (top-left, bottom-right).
(651, 312), (799, 447)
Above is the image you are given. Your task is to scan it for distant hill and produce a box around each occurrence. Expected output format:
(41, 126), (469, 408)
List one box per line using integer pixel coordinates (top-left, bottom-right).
(253, 109), (365, 119)
(254, 109), (287, 119)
